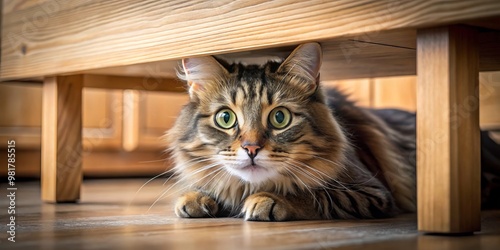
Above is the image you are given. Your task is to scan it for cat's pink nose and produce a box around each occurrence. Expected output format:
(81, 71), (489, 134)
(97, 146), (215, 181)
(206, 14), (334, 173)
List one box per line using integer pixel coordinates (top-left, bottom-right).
(242, 144), (261, 160)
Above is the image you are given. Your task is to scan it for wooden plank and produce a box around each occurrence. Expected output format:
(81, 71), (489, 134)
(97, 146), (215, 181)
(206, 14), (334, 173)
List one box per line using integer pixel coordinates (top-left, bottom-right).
(321, 38), (417, 80)
(82, 74), (185, 92)
(416, 26), (481, 233)
(3, 0), (500, 79)
(42, 75), (83, 202)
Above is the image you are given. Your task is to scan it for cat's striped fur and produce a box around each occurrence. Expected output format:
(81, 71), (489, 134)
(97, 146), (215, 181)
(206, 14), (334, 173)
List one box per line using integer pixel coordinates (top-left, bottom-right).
(167, 43), (416, 221)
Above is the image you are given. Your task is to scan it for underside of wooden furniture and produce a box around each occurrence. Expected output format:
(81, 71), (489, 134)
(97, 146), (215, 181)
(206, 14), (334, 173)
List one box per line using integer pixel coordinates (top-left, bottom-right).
(2, 1), (500, 81)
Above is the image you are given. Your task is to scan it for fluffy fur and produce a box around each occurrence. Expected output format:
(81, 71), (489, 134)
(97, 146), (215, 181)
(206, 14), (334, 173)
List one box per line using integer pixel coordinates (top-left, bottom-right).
(166, 43), (417, 221)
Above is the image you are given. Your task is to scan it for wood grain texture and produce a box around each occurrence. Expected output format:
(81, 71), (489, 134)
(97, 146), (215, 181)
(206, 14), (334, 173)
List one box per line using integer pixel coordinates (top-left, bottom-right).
(42, 75), (83, 202)
(80, 36), (418, 81)
(2, 0), (500, 79)
(417, 26), (481, 233)
(479, 72), (500, 129)
(67, 29), (500, 81)
(372, 76), (416, 111)
(83, 74), (185, 92)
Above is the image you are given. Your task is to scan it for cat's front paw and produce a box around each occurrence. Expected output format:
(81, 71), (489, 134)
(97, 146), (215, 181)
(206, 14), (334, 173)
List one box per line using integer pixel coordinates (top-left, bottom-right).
(174, 191), (218, 218)
(242, 192), (291, 221)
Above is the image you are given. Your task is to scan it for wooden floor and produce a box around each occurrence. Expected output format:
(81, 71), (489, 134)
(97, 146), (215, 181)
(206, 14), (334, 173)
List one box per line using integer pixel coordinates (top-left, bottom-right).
(1, 179), (500, 250)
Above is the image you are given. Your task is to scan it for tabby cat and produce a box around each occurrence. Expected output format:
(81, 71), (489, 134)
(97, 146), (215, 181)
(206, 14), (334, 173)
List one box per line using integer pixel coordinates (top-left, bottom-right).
(166, 43), (418, 221)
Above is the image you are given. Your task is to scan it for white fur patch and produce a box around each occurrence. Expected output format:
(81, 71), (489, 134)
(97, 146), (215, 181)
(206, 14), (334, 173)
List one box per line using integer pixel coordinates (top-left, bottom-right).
(221, 149), (279, 184)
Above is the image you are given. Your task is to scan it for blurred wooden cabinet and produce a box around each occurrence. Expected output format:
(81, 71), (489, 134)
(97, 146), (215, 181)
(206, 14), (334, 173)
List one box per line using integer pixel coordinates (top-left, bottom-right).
(479, 72), (500, 129)
(0, 83), (43, 148)
(82, 88), (123, 151)
(323, 76), (418, 111)
(0, 82), (188, 177)
(326, 72), (500, 129)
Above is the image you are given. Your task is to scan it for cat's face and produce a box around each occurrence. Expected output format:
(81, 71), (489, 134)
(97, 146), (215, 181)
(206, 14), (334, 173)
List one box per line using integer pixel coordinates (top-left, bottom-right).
(169, 43), (347, 189)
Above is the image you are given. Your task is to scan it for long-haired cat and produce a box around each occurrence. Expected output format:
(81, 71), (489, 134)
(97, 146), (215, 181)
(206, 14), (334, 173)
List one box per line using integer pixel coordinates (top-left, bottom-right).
(166, 43), (418, 221)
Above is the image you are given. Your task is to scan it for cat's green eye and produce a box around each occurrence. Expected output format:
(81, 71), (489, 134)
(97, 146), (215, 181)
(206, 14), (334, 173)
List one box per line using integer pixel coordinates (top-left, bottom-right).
(269, 107), (292, 129)
(215, 109), (237, 129)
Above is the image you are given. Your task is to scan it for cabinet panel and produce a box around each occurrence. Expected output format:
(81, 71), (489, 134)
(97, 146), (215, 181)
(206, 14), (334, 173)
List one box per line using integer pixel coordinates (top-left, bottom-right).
(0, 84), (123, 150)
(82, 88), (123, 150)
(136, 91), (189, 150)
(373, 76), (417, 111)
(480, 72), (500, 129)
(0, 83), (42, 148)
(326, 73), (500, 130)
(0, 83), (42, 127)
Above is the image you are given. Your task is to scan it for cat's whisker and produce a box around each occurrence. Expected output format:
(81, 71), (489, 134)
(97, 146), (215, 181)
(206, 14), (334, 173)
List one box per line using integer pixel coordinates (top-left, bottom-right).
(284, 161), (328, 188)
(273, 153), (351, 188)
(284, 159), (329, 184)
(138, 159), (169, 164)
(130, 168), (175, 205)
(165, 163), (221, 194)
(213, 169), (241, 215)
(292, 153), (354, 182)
(321, 187), (336, 218)
(285, 159), (352, 192)
(338, 169), (382, 189)
(167, 157), (213, 185)
(307, 155), (382, 188)
(290, 152), (344, 169)
(286, 159), (331, 181)
(167, 163), (225, 193)
(161, 170), (178, 187)
(200, 167), (228, 219)
(137, 156), (209, 192)
(147, 163), (222, 213)
(129, 157), (207, 205)
(198, 166), (227, 191)
(281, 163), (322, 209)
(153, 158), (212, 197)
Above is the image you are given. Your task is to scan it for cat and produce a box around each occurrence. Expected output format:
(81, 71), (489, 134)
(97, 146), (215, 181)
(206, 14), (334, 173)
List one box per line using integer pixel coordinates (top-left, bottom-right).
(166, 42), (499, 221)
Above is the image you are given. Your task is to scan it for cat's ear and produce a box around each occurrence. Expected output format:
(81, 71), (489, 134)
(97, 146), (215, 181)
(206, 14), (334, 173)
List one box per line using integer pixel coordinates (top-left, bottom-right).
(277, 43), (322, 93)
(180, 56), (228, 98)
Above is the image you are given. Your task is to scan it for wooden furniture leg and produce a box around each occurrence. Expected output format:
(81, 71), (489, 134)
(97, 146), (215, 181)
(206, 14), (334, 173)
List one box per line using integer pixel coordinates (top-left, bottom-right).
(417, 25), (481, 233)
(42, 75), (83, 202)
